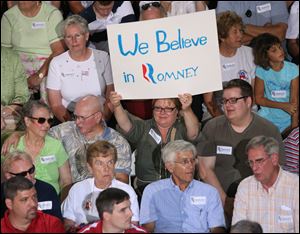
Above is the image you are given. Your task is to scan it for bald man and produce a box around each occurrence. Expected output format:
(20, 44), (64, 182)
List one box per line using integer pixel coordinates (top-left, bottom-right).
(2, 95), (131, 184)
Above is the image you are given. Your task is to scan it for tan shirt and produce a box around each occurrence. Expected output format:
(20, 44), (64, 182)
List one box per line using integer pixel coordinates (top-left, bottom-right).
(232, 168), (299, 233)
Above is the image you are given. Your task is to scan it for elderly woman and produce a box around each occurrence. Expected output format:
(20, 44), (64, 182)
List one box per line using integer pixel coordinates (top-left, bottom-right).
(110, 92), (200, 196)
(1, 1), (65, 101)
(203, 11), (256, 119)
(46, 14), (114, 123)
(9, 100), (72, 194)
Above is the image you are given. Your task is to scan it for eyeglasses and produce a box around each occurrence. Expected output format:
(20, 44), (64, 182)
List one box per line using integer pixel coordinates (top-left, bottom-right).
(64, 33), (84, 41)
(220, 96), (248, 105)
(94, 159), (115, 168)
(174, 158), (196, 166)
(74, 111), (99, 122)
(246, 156), (270, 168)
(141, 2), (161, 11)
(28, 116), (54, 125)
(9, 165), (35, 177)
(153, 106), (176, 113)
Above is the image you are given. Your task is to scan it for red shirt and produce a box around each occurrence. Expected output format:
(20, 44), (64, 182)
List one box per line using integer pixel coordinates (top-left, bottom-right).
(1, 210), (65, 233)
(78, 220), (147, 233)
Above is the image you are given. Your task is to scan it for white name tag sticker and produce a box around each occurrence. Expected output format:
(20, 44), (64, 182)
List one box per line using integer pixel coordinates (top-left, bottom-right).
(149, 128), (161, 144)
(278, 215), (293, 223)
(256, 3), (271, 13)
(222, 63), (235, 70)
(32, 22), (46, 29)
(216, 146), (232, 155)
(271, 90), (287, 98)
(38, 201), (53, 210)
(190, 196), (206, 205)
(40, 155), (56, 164)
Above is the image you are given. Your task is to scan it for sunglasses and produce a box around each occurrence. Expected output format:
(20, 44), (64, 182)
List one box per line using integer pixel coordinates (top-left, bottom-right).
(9, 165), (35, 177)
(141, 2), (161, 11)
(28, 116), (54, 125)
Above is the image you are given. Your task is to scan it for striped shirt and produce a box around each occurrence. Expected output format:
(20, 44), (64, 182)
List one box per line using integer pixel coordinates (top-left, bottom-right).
(232, 168), (299, 233)
(284, 127), (299, 174)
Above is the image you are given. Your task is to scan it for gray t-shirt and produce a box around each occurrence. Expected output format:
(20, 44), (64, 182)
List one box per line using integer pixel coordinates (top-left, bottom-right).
(197, 113), (285, 194)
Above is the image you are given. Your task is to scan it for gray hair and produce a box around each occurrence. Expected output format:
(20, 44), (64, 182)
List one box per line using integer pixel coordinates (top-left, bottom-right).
(62, 14), (89, 36)
(230, 220), (263, 233)
(246, 136), (279, 156)
(2, 151), (33, 173)
(162, 140), (197, 163)
(22, 100), (50, 118)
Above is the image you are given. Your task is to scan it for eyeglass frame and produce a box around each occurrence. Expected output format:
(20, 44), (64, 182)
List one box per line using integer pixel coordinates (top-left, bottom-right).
(9, 165), (35, 177)
(153, 106), (177, 113)
(74, 111), (99, 122)
(141, 2), (161, 11)
(94, 159), (115, 168)
(28, 116), (54, 125)
(245, 156), (271, 168)
(220, 96), (249, 105)
(174, 158), (197, 166)
(64, 33), (85, 41)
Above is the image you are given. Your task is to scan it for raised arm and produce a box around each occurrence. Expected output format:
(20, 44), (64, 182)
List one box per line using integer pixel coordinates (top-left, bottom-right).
(178, 93), (200, 140)
(109, 91), (132, 133)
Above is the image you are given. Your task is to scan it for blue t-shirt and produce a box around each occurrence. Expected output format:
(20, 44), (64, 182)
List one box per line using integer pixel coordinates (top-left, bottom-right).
(256, 61), (299, 132)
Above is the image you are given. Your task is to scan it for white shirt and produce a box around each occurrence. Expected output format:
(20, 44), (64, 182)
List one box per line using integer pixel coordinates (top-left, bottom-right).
(47, 49), (113, 111)
(62, 178), (139, 225)
(286, 1), (299, 39)
(220, 45), (256, 84)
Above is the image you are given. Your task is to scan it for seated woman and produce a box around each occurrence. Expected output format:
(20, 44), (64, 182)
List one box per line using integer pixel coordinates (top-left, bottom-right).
(1, 47), (30, 132)
(47, 14), (114, 123)
(110, 92), (200, 197)
(9, 100), (72, 194)
(1, 1), (65, 102)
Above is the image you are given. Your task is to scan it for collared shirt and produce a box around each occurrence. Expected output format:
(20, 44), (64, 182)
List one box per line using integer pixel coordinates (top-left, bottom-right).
(1, 210), (65, 233)
(49, 121), (131, 182)
(140, 178), (225, 233)
(232, 167), (299, 233)
(78, 220), (146, 233)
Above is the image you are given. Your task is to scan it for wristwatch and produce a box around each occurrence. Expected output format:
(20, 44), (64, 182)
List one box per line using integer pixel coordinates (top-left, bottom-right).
(38, 72), (44, 79)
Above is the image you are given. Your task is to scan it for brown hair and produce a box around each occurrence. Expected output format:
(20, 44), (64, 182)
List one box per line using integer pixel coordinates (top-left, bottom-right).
(217, 11), (244, 44)
(253, 33), (282, 70)
(86, 140), (117, 166)
(152, 98), (181, 110)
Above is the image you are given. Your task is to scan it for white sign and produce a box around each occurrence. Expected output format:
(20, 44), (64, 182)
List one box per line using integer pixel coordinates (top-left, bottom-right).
(107, 10), (222, 99)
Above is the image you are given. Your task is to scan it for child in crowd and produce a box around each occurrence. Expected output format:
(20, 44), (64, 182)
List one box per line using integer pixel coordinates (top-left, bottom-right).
(253, 33), (299, 134)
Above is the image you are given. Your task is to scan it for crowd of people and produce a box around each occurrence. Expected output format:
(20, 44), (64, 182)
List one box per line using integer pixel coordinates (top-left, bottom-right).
(1, 1), (299, 233)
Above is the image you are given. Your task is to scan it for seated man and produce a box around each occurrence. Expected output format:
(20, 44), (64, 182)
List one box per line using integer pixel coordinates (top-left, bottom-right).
(140, 140), (226, 233)
(79, 188), (146, 233)
(1, 151), (62, 220)
(2, 95), (131, 184)
(232, 136), (299, 233)
(62, 141), (139, 232)
(1, 176), (65, 233)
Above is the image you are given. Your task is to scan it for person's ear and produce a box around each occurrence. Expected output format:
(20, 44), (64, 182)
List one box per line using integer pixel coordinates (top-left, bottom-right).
(103, 211), (111, 222)
(270, 153), (279, 165)
(165, 161), (174, 174)
(24, 117), (31, 127)
(5, 198), (13, 210)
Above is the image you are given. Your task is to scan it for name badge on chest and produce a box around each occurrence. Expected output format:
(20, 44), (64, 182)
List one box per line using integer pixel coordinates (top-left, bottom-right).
(271, 90), (287, 98)
(256, 3), (271, 13)
(38, 201), (53, 210)
(40, 155), (56, 164)
(149, 128), (161, 144)
(216, 146), (232, 155)
(32, 22), (46, 29)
